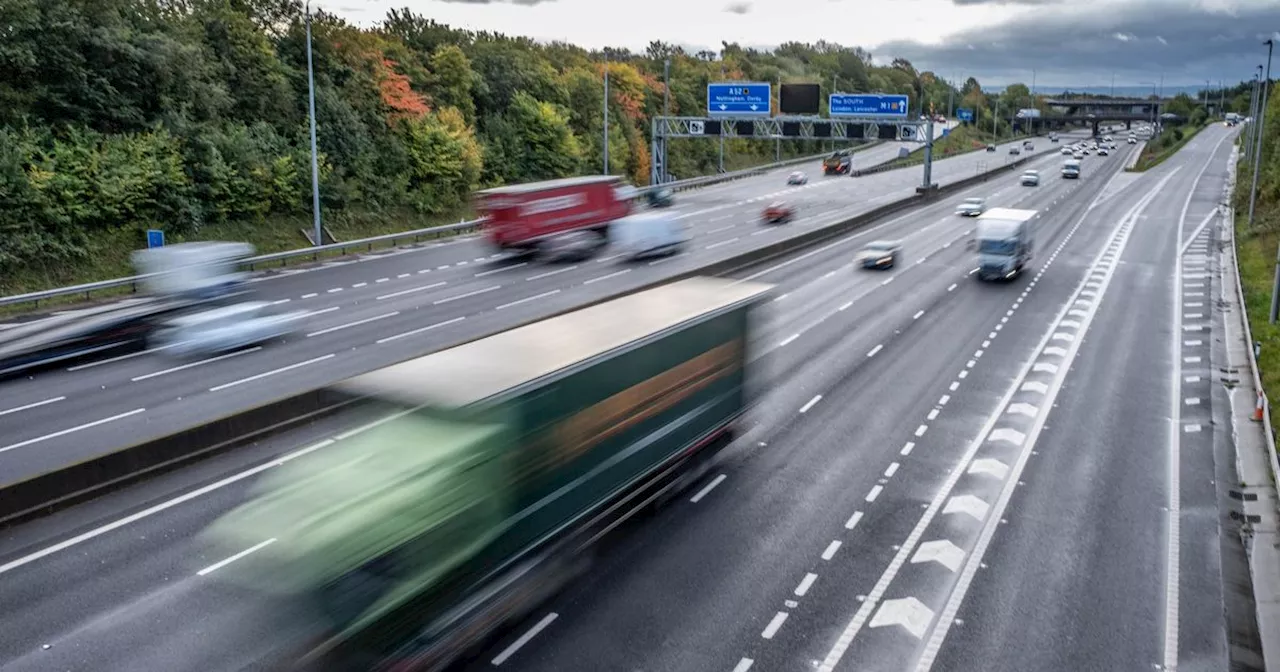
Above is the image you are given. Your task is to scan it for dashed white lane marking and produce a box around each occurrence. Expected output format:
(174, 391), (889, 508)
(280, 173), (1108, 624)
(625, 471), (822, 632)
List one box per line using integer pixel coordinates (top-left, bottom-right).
(914, 424), (928, 437)
(733, 658), (755, 672)
(491, 612), (558, 666)
(0, 408), (147, 455)
(949, 381), (959, 392)
(901, 442), (915, 456)
(197, 538), (276, 576)
(706, 238), (740, 250)
(376, 281), (447, 301)
(796, 573), (819, 597)
(475, 262), (528, 277)
(433, 285), (502, 304)
(132, 347), (262, 381)
(0, 396), (66, 417)
(927, 409), (940, 420)
(822, 540), (843, 560)
(376, 316), (465, 344)
(326, 287), (342, 293)
(496, 290), (561, 310)
(526, 265), (578, 281)
(947, 283), (957, 291)
(208, 354), (335, 392)
(867, 344), (884, 357)
(761, 611), (789, 639)
(846, 511), (865, 529)
(301, 292), (318, 299)
(884, 462), (900, 477)
(583, 269), (632, 285)
(376, 277), (389, 283)
(865, 486), (883, 503)
(307, 311), (399, 337)
(800, 395), (823, 414)
(690, 474), (728, 503)
(913, 310), (925, 320)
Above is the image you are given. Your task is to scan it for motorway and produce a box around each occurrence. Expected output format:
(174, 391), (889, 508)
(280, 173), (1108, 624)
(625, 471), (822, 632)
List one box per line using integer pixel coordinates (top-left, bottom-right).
(0, 126), (1061, 486)
(0, 125), (1245, 672)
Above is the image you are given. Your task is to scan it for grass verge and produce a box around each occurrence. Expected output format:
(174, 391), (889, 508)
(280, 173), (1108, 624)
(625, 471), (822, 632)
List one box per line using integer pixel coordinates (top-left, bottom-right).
(1233, 152), (1280, 435)
(1128, 121), (1211, 172)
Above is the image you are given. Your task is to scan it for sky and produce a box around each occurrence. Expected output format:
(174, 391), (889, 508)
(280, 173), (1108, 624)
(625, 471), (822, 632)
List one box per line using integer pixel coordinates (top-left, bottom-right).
(322, 0), (1280, 88)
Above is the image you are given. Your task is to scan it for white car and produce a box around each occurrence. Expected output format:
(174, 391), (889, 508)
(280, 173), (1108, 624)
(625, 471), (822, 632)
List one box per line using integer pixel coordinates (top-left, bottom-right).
(151, 301), (304, 358)
(1097, 147), (1109, 156)
(956, 197), (986, 217)
(787, 171), (808, 185)
(1072, 151), (1084, 160)
(1020, 170), (1040, 186)
(1128, 137), (1137, 144)
(1061, 147), (1072, 155)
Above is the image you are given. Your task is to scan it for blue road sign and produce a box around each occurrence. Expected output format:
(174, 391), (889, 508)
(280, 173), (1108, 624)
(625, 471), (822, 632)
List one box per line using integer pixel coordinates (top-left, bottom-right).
(957, 108), (974, 122)
(707, 82), (772, 116)
(828, 93), (910, 118)
(942, 127), (951, 137)
(146, 229), (165, 248)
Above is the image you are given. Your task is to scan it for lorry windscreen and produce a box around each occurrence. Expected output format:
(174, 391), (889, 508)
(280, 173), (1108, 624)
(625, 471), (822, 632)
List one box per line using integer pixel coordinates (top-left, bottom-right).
(979, 239), (1017, 256)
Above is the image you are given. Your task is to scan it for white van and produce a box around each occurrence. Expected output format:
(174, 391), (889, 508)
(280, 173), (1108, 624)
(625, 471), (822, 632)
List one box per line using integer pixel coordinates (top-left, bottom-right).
(610, 212), (690, 260)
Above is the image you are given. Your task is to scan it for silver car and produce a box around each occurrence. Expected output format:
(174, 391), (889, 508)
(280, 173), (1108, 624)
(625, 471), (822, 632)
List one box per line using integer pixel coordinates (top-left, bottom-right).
(1020, 170), (1040, 186)
(956, 197), (986, 217)
(151, 301), (303, 358)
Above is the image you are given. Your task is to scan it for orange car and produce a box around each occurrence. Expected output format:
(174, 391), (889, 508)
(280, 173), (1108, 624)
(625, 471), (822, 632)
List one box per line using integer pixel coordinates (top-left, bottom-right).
(763, 201), (795, 224)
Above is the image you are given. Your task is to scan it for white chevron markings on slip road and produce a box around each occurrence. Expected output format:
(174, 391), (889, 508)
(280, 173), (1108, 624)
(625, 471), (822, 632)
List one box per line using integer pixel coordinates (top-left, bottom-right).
(816, 168), (1180, 672)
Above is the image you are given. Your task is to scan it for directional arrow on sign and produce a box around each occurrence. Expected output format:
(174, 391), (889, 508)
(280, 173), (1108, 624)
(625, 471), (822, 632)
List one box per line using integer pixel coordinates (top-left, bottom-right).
(911, 539), (965, 572)
(944, 494), (990, 521)
(869, 597), (935, 639)
(968, 458), (1009, 479)
(750, 104), (759, 111)
(719, 104), (727, 110)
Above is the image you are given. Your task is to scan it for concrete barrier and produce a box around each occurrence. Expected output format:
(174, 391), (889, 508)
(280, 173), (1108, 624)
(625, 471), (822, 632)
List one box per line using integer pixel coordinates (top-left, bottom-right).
(0, 153), (1032, 527)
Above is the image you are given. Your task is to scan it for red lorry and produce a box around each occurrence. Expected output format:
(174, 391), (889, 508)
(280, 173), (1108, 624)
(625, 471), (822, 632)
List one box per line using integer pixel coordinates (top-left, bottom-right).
(475, 175), (633, 253)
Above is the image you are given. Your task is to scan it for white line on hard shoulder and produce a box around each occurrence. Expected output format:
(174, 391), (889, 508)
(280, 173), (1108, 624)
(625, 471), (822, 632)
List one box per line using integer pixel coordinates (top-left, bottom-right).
(690, 474), (728, 503)
(307, 312), (399, 337)
(0, 396), (66, 417)
(0, 408), (146, 455)
(132, 347), (262, 381)
(209, 354), (334, 392)
(376, 316), (466, 344)
(491, 613), (559, 666)
(197, 538), (277, 576)
(496, 290), (561, 310)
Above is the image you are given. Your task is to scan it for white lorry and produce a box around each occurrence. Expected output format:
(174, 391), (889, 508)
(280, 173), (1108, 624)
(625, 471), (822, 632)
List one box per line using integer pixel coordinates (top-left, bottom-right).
(1062, 158), (1082, 179)
(974, 208), (1037, 281)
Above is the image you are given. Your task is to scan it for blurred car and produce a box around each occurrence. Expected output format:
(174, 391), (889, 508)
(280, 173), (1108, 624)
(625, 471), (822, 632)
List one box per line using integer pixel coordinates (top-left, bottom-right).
(956, 197), (986, 217)
(646, 187), (674, 208)
(986, 144), (997, 152)
(1051, 136), (1060, 143)
(1097, 146), (1110, 156)
(1128, 136), (1137, 144)
(541, 230), (607, 262)
(1009, 146), (1021, 155)
(150, 301), (303, 359)
(763, 201), (796, 224)
(1022, 141), (1034, 151)
(1072, 151), (1085, 160)
(1020, 170), (1040, 186)
(1061, 146), (1073, 155)
(787, 171), (808, 185)
(856, 240), (902, 270)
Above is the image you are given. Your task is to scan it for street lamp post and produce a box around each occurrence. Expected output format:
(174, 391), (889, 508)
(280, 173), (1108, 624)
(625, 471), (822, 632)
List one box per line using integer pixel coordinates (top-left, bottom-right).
(305, 0), (322, 247)
(603, 54), (610, 175)
(1255, 40), (1273, 234)
(663, 58), (670, 183)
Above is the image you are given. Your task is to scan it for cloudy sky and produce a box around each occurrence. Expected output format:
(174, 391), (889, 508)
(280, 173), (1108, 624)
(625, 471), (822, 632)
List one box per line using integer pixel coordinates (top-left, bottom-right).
(323, 0), (1280, 87)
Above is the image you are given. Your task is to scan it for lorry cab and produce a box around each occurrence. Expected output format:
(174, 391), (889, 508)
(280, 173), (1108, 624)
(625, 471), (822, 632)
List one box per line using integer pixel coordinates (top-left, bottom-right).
(974, 208), (1037, 282)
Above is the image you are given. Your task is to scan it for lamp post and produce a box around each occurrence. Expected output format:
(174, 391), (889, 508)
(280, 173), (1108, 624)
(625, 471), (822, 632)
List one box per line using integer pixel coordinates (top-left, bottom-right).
(305, 1), (322, 247)
(603, 53), (610, 175)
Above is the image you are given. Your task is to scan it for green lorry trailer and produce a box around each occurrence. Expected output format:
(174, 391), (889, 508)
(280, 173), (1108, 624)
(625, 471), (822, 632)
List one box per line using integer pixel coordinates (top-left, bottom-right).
(203, 276), (773, 671)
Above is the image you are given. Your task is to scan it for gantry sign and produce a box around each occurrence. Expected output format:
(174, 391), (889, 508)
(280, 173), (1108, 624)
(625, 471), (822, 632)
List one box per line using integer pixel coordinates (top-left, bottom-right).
(650, 83), (927, 185)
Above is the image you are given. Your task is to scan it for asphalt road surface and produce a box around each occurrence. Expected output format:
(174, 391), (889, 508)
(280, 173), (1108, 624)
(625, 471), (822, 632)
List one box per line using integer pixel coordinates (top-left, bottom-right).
(0, 130), (1087, 485)
(0, 127), (1242, 672)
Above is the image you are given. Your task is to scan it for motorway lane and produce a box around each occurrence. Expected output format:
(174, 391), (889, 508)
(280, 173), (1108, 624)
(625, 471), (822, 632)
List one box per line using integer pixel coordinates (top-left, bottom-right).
(0, 138), (1117, 670)
(0, 133), (1090, 483)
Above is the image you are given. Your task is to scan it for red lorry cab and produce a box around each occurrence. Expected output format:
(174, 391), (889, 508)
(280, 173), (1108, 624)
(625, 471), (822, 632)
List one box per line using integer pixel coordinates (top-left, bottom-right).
(475, 176), (633, 252)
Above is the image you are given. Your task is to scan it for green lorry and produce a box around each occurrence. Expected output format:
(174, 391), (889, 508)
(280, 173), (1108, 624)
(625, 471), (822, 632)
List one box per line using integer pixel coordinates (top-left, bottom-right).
(202, 276), (773, 671)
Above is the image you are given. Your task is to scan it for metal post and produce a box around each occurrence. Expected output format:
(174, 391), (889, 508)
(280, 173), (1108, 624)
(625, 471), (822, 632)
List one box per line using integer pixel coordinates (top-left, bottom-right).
(718, 64), (726, 173)
(1248, 70), (1262, 161)
(304, 1), (322, 247)
(603, 55), (610, 175)
(1110, 73), (1115, 98)
(1255, 40), (1274, 236)
(775, 76), (782, 162)
(922, 118), (934, 191)
(947, 78), (955, 120)
(663, 58), (670, 182)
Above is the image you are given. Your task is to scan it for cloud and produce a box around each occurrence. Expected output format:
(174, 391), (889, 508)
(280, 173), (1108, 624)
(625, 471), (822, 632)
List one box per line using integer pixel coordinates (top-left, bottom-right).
(874, 0), (1280, 87)
(725, 1), (751, 13)
(433, 0), (552, 4)
(951, 0), (1063, 4)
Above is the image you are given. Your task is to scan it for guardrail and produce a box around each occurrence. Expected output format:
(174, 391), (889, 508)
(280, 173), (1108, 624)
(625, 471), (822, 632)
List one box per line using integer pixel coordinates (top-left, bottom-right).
(0, 149), (861, 310)
(0, 150), (1033, 526)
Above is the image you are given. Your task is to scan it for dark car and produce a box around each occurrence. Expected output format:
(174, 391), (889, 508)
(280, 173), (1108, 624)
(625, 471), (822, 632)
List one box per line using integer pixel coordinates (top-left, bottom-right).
(857, 240), (902, 270)
(986, 144), (997, 152)
(646, 188), (674, 208)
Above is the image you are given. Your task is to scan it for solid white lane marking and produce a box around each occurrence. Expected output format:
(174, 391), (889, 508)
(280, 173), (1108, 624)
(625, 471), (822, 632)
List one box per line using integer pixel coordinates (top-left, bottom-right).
(433, 285), (501, 304)
(779, 334), (800, 347)
(209, 354), (334, 392)
(0, 408), (146, 455)
(796, 573), (819, 597)
(822, 540), (843, 560)
(867, 344), (883, 357)
(690, 474), (728, 503)
(496, 290), (561, 310)
(846, 511), (864, 530)
(491, 612), (558, 665)
(197, 538), (276, 576)
(0, 396), (66, 417)
(762, 611), (789, 639)
(131, 347), (262, 381)
(376, 281), (447, 300)
(475, 262), (527, 277)
(526, 265), (578, 281)
(800, 395), (823, 414)
(377, 316), (465, 344)
(583, 269), (631, 285)
(306, 312), (399, 337)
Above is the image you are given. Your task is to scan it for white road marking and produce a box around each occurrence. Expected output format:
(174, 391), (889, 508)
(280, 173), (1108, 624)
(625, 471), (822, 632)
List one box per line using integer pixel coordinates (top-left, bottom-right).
(496, 290), (561, 310)
(0, 408), (146, 455)
(491, 613), (558, 665)
(846, 511), (864, 530)
(66, 345), (175, 371)
(868, 597), (934, 639)
(376, 281), (447, 300)
(949, 381), (959, 391)
(326, 288), (342, 293)
(762, 611), (789, 639)
(705, 238), (740, 250)
(583, 269), (631, 285)
(306, 312), (399, 337)
(913, 310), (925, 320)
(839, 301), (853, 311)
(131, 347), (262, 381)
(376, 316), (466, 344)
(943, 495), (989, 521)
(901, 441), (915, 456)
(800, 395), (823, 414)
(938, 395), (950, 406)
(865, 486), (883, 503)
(433, 285), (501, 304)
(927, 409), (939, 420)
(911, 539), (965, 572)
(690, 474), (728, 503)
(301, 293), (318, 299)
(376, 278), (389, 283)
(914, 424), (928, 437)
(475, 262), (528, 277)
(208, 354), (334, 392)
(822, 540), (843, 560)
(947, 283), (957, 291)
(0, 396), (66, 417)
(779, 334), (800, 347)
(352, 282), (367, 288)
(526, 265), (578, 281)
(884, 462), (900, 477)
(197, 538), (276, 576)
(733, 658), (754, 672)
(796, 573), (819, 597)
(867, 344), (883, 357)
